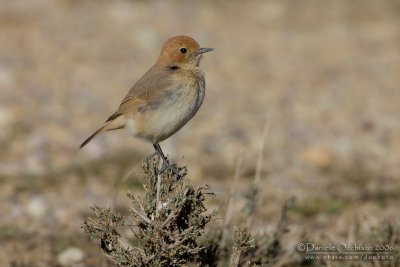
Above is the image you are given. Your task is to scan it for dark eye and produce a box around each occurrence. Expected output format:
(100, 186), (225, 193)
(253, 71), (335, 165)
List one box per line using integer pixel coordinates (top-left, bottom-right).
(179, 47), (187, 54)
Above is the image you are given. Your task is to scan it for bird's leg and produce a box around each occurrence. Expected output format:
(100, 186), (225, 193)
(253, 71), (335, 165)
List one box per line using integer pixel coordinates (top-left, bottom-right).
(152, 143), (180, 175)
(153, 143), (168, 162)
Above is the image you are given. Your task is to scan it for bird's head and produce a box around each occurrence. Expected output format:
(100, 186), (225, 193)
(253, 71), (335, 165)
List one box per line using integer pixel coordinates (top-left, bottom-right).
(156, 35), (213, 68)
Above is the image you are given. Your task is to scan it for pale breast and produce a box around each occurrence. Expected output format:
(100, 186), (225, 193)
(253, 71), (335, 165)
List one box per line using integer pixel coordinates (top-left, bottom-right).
(135, 68), (205, 142)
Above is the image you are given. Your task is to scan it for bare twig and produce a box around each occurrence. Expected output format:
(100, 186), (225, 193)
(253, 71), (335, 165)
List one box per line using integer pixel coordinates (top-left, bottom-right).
(275, 197), (293, 237)
(254, 110), (274, 184)
(225, 150), (243, 226)
(155, 158), (163, 218)
(130, 207), (151, 224)
(220, 150), (243, 250)
(132, 191), (145, 212)
(161, 209), (177, 228)
(229, 249), (242, 267)
(229, 227), (255, 267)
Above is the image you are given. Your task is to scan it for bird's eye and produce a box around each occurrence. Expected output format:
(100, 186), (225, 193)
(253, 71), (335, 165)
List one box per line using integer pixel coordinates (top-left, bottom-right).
(179, 47), (187, 54)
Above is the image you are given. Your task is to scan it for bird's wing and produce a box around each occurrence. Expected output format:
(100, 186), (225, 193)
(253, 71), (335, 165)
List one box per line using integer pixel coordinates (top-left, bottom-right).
(106, 65), (174, 121)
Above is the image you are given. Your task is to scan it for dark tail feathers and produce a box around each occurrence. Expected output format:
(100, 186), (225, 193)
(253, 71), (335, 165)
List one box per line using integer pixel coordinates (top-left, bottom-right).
(80, 127), (104, 149)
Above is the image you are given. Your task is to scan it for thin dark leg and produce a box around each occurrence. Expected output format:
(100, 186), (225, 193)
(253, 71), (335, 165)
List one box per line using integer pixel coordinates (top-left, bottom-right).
(153, 143), (167, 162)
(152, 142), (180, 175)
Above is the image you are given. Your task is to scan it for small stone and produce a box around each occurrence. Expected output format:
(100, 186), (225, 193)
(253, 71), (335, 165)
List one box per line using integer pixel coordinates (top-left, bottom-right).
(57, 247), (85, 266)
(26, 196), (47, 218)
(302, 145), (336, 169)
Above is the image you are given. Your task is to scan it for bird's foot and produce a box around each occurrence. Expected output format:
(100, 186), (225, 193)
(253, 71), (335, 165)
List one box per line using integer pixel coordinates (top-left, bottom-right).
(150, 143), (185, 177)
(159, 161), (181, 177)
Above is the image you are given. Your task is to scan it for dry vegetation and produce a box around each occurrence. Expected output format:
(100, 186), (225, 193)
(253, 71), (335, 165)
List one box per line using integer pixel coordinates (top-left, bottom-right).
(0, 0), (399, 266)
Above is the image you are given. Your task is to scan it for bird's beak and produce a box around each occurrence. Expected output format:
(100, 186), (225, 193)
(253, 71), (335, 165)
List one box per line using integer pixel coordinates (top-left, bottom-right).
(188, 47), (213, 64)
(196, 47), (214, 55)
(191, 47), (214, 58)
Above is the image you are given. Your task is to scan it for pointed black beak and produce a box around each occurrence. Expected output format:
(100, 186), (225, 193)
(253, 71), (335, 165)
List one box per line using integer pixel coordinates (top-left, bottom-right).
(188, 47), (213, 64)
(193, 47), (214, 57)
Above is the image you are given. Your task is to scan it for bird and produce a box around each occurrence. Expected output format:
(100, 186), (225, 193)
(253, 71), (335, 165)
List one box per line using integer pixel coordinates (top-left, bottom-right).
(80, 35), (213, 172)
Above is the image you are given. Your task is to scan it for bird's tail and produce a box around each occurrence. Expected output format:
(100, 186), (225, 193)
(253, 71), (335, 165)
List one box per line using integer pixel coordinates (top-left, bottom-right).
(80, 114), (127, 149)
(80, 127), (105, 148)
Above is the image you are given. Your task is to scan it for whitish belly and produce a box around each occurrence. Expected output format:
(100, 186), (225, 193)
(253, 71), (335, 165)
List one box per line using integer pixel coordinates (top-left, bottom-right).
(136, 88), (204, 142)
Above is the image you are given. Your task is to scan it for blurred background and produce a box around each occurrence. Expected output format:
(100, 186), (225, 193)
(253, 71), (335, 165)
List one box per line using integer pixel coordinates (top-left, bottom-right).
(0, 0), (399, 265)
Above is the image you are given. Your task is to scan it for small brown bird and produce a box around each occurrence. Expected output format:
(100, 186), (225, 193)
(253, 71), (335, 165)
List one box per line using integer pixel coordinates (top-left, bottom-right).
(80, 35), (213, 170)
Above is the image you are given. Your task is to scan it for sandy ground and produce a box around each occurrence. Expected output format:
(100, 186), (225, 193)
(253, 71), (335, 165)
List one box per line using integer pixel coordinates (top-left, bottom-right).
(0, 0), (399, 266)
